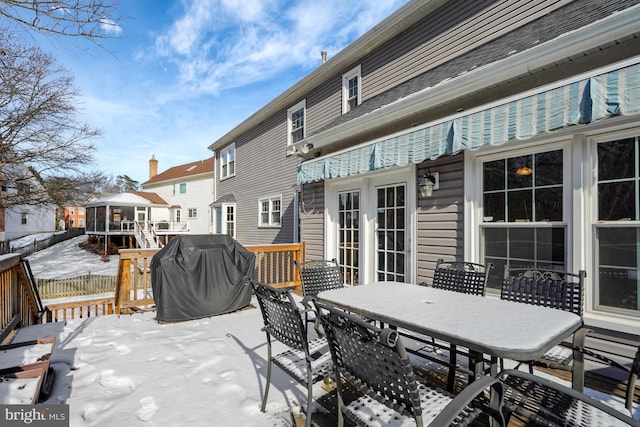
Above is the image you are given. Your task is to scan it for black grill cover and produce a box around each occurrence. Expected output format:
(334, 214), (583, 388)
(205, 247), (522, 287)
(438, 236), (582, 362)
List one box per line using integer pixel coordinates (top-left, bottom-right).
(151, 235), (255, 322)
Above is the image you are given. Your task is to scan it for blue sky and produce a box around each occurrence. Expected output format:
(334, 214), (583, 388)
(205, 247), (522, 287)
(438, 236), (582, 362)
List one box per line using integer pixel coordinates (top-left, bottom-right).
(18, 0), (408, 186)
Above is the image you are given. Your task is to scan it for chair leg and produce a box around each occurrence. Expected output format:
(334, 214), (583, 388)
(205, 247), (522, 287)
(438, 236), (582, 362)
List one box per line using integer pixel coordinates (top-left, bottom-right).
(305, 360), (313, 427)
(447, 344), (457, 392)
(334, 372), (345, 427)
(261, 337), (273, 412)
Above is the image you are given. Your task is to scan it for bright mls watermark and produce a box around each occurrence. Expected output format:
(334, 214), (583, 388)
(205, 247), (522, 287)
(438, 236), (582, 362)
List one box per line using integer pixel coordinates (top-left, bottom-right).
(1, 405), (69, 426)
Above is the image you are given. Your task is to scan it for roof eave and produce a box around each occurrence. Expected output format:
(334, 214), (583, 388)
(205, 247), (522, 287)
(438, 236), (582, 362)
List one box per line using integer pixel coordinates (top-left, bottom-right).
(293, 5), (640, 156)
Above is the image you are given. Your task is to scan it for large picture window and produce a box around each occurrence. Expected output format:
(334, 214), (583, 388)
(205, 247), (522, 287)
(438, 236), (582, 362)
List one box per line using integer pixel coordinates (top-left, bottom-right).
(482, 148), (566, 289)
(595, 136), (640, 314)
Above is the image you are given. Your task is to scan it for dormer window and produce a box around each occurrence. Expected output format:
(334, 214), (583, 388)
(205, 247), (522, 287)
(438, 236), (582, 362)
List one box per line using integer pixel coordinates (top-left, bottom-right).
(342, 65), (361, 114)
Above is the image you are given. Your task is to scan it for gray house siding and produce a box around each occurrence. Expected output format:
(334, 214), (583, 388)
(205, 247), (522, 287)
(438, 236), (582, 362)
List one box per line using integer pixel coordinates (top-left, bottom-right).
(218, 111), (298, 245)
(299, 181), (325, 260)
(361, 0), (570, 102)
(415, 155), (465, 286)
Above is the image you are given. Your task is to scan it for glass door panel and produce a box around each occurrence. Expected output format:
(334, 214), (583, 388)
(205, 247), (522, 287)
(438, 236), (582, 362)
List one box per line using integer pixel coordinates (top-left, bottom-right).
(338, 190), (360, 285)
(376, 184), (406, 282)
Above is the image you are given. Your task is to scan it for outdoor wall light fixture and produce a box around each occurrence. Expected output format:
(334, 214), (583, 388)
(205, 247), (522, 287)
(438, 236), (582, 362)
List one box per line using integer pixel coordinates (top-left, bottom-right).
(301, 143), (314, 154)
(418, 168), (439, 198)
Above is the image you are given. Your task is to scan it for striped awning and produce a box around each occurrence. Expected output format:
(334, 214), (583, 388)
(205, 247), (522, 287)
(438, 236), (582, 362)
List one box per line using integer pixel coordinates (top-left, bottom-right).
(297, 62), (640, 184)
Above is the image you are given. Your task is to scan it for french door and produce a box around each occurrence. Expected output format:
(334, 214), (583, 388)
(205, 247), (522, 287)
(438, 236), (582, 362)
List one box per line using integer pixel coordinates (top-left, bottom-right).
(328, 169), (414, 285)
(375, 184), (407, 282)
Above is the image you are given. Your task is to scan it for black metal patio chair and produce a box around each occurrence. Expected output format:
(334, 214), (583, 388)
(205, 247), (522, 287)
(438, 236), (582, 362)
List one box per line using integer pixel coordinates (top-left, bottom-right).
(499, 351), (640, 426)
(432, 258), (494, 297)
(293, 258), (343, 327)
(315, 300), (505, 427)
(250, 279), (333, 427)
(500, 266), (589, 381)
(417, 259), (494, 391)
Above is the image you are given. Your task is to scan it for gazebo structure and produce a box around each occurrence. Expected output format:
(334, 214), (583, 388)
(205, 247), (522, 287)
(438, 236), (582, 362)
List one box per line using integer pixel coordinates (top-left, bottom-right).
(85, 192), (187, 250)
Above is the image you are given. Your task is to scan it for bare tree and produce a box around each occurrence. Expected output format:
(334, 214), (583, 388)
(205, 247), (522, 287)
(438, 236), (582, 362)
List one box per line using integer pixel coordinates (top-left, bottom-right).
(0, 29), (100, 209)
(44, 170), (120, 208)
(0, 0), (122, 47)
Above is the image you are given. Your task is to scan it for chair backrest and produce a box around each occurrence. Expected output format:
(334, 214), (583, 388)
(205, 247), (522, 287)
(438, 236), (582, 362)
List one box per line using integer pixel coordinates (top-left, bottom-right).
(250, 279), (308, 352)
(294, 259), (343, 298)
(316, 301), (425, 425)
(501, 266), (585, 316)
(432, 258), (494, 296)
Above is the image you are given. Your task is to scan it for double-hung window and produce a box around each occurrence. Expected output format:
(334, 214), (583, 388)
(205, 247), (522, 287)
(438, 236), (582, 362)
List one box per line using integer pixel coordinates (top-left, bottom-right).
(481, 148), (566, 289)
(287, 100), (305, 152)
(342, 65), (361, 114)
(594, 135), (640, 314)
(220, 144), (236, 179)
(259, 196), (281, 227)
(188, 208), (197, 219)
(179, 183), (187, 194)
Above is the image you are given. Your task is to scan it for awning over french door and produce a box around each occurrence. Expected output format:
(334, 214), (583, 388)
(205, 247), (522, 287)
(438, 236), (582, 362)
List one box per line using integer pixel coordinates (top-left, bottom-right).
(297, 61), (640, 185)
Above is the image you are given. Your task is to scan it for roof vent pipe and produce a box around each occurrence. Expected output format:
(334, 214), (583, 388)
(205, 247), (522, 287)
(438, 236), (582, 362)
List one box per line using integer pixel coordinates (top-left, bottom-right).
(321, 50), (327, 63)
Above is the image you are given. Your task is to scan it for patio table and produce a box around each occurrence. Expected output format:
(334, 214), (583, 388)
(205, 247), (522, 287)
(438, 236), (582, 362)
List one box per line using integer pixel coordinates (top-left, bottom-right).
(316, 281), (584, 388)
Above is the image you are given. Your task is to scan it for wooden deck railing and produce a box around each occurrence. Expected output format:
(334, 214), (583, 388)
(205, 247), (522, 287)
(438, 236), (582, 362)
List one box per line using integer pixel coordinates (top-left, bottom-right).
(114, 248), (157, 314)
(45, 297), (115, 323)
(245, 242), (305, 290)
(112, 242), (305, 314)
(0, 254), (41, 342)
(0, 242), (306, 331)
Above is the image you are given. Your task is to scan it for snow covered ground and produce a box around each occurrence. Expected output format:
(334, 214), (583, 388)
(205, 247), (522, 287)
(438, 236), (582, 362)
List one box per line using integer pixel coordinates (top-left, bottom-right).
(26, 235), (119, 280)
(8, 234), (638, 426)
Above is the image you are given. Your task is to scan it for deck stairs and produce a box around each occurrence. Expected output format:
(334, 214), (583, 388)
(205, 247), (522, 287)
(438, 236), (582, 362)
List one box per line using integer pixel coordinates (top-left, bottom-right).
(133, 222), (162, 249)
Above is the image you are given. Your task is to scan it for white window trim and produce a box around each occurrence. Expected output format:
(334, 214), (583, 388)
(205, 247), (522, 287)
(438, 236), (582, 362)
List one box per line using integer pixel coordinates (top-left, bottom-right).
(214, 203), (236, 237)
(342, 65), (362, 114)
(188, 208), (197, 219)
(220, 143), (236, 180)
(287, 100), (306, 154)
(258, 195), (282, 227)
(325, 167), (416, 285)
(464, 127), (640, 334)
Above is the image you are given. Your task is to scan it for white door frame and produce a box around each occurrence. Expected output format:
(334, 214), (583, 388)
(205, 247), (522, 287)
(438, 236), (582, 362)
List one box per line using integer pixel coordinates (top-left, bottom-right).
(325, 166), (417, 285)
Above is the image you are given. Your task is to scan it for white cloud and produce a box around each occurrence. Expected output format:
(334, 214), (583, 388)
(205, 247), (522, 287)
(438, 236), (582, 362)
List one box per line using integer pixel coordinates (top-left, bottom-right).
(151, 0), (407, 98)
(100, 18), (123, 35)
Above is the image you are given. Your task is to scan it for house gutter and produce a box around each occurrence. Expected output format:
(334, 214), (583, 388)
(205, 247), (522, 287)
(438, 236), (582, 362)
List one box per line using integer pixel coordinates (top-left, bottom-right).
(293, 4), (640, 155)
(207, 0), (449, 151)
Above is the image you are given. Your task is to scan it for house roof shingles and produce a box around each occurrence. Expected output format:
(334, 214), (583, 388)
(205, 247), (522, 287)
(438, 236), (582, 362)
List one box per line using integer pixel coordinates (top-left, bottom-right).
(142, 157), (214, 186)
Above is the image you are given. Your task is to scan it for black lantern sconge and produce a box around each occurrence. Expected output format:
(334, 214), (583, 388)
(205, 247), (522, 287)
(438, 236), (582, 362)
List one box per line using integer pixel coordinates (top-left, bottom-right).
(418, 168), (439, 198)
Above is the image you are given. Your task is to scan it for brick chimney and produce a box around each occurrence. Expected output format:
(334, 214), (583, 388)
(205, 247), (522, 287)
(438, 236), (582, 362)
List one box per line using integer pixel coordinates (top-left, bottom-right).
(149, 155), (158, 179)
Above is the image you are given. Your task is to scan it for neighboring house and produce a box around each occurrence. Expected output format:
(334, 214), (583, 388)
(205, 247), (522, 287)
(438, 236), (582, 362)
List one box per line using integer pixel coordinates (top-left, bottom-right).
(64, 206), (86, 229)
(141, 155), (215, 235)
(209, 0), (640, 339)
(85, 192), (175, 249)
(0, 164), (56, 244)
